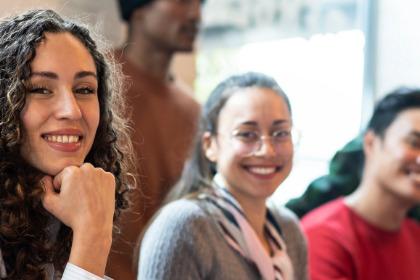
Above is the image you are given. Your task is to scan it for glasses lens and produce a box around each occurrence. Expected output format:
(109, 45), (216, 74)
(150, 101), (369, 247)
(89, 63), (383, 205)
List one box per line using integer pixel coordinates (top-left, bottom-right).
(230, 130), (259, 155)
(230, 128), (296, 155)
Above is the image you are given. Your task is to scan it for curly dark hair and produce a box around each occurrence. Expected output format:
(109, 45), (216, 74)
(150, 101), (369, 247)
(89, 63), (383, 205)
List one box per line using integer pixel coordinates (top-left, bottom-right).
(0, 9), (135, 279)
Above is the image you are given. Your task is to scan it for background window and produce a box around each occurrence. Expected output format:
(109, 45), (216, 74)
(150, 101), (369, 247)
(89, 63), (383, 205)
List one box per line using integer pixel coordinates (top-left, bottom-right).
(196, 0), (367, 204)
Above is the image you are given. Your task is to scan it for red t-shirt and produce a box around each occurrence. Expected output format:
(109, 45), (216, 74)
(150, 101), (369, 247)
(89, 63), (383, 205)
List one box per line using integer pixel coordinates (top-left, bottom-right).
(301, 198), (420, 280)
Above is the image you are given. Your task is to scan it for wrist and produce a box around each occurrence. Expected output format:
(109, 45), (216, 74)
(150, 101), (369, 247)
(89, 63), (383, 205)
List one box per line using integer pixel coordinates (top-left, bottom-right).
(69, 229), (112, 276)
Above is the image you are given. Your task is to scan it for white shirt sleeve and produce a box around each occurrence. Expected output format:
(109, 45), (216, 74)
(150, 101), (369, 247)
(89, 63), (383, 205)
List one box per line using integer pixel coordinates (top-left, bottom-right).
(62, 263), (113, 280)
(0, 249), (6, 278)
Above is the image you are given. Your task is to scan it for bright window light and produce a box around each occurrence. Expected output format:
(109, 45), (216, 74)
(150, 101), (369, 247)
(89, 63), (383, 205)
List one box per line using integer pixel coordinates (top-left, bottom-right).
(196, 29), (365, 204)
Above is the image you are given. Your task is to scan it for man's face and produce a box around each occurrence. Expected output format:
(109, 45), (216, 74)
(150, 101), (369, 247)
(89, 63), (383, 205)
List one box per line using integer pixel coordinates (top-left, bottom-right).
(366, 108), (420, 205)
(134, 0), (201, 52)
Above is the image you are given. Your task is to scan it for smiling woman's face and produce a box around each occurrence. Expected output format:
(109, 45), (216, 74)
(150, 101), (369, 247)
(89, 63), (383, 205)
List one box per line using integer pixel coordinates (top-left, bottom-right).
(204, 87), (293, 205)
(20, 32), (100, 176)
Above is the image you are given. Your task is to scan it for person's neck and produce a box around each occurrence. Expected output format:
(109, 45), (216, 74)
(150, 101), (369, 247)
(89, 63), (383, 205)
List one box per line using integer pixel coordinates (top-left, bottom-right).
(235, 194), (270, 252)
(124, 38), (174, 83)
(345, 178), (412, 231)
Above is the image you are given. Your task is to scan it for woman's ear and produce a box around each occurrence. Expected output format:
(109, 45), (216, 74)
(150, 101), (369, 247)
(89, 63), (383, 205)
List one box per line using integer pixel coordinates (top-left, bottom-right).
(202, 132), (218, 162)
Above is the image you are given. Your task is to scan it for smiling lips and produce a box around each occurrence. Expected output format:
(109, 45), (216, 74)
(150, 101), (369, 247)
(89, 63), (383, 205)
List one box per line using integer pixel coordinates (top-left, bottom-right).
(244, 165), (282, 179)
(42, 131), (83, 152)
(248, 166), (277, 175)
(44, 135), (80, 143)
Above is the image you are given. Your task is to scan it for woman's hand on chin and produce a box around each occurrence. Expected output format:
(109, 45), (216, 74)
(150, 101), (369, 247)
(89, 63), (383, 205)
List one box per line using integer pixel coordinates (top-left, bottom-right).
(41, 163), (115, 276)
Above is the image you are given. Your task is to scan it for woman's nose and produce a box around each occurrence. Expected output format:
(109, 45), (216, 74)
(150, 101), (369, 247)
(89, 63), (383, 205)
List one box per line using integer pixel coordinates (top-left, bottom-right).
(53, 89), (82, 120)
(254, 136), (277, 156)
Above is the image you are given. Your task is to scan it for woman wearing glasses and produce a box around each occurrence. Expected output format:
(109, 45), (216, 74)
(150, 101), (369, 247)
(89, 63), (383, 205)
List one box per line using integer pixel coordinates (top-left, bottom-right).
(138, 72), (307, 280)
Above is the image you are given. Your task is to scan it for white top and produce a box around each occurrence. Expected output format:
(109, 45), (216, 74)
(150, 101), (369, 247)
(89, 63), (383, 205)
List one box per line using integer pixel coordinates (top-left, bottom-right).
(63, 263), (112, 280)
(0, 250), (112, 280)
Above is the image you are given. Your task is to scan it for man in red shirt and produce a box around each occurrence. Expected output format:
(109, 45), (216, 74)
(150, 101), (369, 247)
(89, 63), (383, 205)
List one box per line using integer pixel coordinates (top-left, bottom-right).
(302, 88), (420, 280)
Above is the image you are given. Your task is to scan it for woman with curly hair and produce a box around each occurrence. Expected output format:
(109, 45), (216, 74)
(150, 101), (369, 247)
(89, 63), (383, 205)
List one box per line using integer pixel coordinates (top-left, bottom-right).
(0, 9), (135, 279)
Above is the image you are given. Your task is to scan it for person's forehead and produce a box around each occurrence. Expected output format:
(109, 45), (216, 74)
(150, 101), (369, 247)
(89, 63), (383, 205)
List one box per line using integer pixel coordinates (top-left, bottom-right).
(218, 88), (291, 128)
(223, 88), (287, 111)
(31, 32), (96, 73)
(387, 108), (420, 135)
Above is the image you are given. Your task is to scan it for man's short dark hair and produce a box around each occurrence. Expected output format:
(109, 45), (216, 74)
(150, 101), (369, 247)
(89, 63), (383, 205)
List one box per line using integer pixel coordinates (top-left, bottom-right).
(117, 0), (205, 22)
(367, 87), (420, 137)
(117, 0), (153, 22)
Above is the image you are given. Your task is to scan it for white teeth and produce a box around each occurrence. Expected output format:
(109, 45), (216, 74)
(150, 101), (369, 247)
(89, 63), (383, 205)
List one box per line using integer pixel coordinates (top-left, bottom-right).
(45, 135), (80, 143)
(249, 167), (276, 175)
(70, 135), (78, 143)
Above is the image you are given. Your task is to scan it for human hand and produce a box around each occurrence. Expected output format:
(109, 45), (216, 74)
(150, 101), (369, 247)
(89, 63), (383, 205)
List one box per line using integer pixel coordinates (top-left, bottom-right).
(41, 163), (116, 276)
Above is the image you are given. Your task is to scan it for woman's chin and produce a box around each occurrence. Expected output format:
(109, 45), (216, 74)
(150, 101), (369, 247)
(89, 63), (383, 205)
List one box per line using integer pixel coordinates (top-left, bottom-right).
(38, 159), (84, 176)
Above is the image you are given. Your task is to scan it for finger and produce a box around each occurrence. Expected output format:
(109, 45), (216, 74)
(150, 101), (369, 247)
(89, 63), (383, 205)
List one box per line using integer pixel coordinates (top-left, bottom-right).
(80, 162), (94, 169)
(40, 175), (53, 192)
(41, 176), (60, 214)
(53, 169), (66, 192)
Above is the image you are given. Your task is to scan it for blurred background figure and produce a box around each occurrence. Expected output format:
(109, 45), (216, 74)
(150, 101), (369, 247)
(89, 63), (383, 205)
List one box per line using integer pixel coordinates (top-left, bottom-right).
(107, 0), (204, 279)
(286, 135), (364, 217)
(286, 136), (364, 217)
(286, 134), (420, 221)
(138, 72), (308, 280)
(302, 89), (420, 280)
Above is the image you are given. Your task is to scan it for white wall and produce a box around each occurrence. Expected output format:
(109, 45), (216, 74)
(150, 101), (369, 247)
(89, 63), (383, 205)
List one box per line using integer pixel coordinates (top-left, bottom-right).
(0, 0), (125, 45)
(375, 0), (420, 98)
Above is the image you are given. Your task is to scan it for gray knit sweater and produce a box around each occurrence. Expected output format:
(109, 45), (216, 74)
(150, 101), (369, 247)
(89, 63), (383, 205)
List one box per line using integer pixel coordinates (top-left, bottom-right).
(138, 199), (308, 280)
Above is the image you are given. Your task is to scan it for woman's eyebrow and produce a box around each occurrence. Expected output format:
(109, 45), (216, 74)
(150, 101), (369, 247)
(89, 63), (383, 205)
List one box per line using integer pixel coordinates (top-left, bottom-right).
(236, 119), (291, 127)
(238, 121), (258, 126)
(75, 71), (97, 79)
(30, 71), (58, 79)
(272, 119), (291, 126)
(29, 71), (97, 80)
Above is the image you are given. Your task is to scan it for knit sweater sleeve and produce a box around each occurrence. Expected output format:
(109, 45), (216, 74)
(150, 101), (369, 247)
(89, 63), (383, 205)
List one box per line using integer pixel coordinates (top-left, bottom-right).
(138, 199), (215, 280)
(268, 201), (309, 280)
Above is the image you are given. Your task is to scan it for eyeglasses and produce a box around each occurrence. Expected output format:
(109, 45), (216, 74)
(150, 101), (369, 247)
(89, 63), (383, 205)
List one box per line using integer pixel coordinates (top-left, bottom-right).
(227, 128), (297, 156)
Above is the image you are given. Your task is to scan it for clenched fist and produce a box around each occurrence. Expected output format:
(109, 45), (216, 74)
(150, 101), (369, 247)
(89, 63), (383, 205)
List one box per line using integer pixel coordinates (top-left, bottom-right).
(41, 163), (116, 276)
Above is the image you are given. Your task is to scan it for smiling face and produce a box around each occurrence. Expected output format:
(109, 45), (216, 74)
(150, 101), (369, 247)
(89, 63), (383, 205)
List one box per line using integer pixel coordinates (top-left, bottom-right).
(204, 87), (293, 205)
(20, 32), (99, 176)
(366, 108), (420, 205)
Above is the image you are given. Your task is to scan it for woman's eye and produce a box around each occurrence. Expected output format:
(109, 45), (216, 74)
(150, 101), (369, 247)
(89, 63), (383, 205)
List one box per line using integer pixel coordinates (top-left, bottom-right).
(234, 131), (259, 142)
(75, 87), (96, 95)
(26, 86), (51, 95)
(272, 130), (291, 139)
